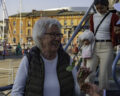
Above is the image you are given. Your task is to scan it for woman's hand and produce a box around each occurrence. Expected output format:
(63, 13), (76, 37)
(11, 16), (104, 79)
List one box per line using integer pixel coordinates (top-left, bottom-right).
(80, 83), (102, 96)
(77, 67), (91, 84)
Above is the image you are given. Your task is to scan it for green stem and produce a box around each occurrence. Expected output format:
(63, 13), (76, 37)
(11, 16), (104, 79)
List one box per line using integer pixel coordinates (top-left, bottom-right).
(78, 71), (83, 78)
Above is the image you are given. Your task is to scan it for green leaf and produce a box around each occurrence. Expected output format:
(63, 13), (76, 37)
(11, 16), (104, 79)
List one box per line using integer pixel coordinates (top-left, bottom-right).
(72, 60), (76, 66)
(77, 58), (82, 66)
(66, 66), (74, 72)
(78, 71), (83, 78)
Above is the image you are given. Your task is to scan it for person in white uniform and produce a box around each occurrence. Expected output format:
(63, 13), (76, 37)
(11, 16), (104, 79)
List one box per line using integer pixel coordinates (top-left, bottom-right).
(88, 0), (120, 90)
(80, 2), (120, 96)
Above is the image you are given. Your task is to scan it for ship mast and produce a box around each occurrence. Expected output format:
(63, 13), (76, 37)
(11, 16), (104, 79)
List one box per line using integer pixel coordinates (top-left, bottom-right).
(19, 0), (22, 44)
(0, 0), (9, 43)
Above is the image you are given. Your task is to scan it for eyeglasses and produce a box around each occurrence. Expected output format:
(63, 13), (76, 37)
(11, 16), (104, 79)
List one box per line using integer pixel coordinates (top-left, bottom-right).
(45, 33), (63, 38)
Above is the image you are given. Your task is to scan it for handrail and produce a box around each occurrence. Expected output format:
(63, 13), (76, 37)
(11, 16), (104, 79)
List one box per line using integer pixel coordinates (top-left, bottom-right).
(112, 52), (120, 89)
(0, 84), (13, 91)
(64, 0), (95, 51)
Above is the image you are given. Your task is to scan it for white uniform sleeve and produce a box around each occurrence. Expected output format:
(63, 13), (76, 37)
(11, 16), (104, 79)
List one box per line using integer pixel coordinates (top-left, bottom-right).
(11, 56), (28, 96)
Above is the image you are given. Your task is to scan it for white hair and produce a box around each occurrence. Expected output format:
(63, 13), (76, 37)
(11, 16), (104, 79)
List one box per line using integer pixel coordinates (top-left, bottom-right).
(32, 17), (62, 49)
(78, 29), (95, 43)
(78, 29), (95, 53)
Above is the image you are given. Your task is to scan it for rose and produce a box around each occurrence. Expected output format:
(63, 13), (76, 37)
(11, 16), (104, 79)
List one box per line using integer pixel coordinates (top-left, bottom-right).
(77, 67), (92, 84)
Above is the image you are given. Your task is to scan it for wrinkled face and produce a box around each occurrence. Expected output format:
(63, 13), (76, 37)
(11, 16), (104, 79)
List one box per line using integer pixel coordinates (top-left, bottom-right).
(95, 4), (108, 14)
(40, 25), (62, 53)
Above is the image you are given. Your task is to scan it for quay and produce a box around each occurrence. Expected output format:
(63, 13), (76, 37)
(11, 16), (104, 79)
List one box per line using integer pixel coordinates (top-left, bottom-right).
(0, 55), (22, 86)
(0, 52), (120, 96)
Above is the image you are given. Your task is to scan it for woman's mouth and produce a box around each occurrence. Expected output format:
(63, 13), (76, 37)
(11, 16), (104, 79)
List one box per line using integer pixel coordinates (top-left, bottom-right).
(51, 40), (60, 47)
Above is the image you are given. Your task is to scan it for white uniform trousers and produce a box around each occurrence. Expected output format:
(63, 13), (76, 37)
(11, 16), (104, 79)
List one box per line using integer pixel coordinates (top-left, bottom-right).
(86, 42), (114, 89)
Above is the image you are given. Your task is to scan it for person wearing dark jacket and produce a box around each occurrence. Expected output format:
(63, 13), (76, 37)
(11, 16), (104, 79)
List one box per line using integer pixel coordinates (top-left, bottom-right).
(11, 17), (85, 96)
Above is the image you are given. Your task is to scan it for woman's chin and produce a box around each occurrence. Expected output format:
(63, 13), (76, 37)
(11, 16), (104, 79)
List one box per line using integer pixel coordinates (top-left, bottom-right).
(51, 46), (59, 51)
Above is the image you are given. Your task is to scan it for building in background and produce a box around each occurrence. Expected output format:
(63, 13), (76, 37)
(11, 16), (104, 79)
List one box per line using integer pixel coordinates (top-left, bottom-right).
(8, 7), (90, 48)
(0, 19), (8, 44)
(109, 0), (120, 9)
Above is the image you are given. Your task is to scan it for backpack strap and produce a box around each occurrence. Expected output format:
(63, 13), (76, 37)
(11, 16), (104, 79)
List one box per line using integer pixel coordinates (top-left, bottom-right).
(94, 11), (110, 36)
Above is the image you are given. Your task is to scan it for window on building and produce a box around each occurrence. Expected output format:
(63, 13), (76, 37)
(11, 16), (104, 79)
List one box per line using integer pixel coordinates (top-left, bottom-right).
(64, 20), (67, 25)
(20, 21), (23, 26)
(69, 30), (72, 34)
(28, 29), (31, 36)
(20, 38), (23, 43)
(13, 21), (16, 26)
(13, 29), (16, 34)
(64, 30), (67, 34)
(0, 27), (2, 32)
(13, 38), (16, 43)
(20, 29), (23, 34)
(71, 20), (74, 25)
(28, 21), (31, 26)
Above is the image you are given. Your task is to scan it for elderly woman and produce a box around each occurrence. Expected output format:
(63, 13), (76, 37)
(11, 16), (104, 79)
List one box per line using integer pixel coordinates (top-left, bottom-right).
(11, 17), (90, 96)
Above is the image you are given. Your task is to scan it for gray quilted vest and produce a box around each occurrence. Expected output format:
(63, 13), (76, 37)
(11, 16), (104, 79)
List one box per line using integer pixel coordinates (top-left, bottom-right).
(24, 46), (74, 96)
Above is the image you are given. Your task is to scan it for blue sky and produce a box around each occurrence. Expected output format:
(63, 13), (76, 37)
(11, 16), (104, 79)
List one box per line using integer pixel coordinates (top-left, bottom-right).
(0, 0), (93, 19)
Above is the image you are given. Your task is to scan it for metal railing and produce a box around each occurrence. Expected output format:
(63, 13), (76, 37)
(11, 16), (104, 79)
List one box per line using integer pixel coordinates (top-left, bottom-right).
(64, 0), (95, 51)
(0, 84), (13, 96)
(112, 52), (120, 89)
(0, 59), (19, 95)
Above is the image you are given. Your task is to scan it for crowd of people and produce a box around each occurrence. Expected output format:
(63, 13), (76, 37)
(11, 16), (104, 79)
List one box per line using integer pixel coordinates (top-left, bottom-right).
(11, 0), (120, 96)
(0, 41), (31, 59)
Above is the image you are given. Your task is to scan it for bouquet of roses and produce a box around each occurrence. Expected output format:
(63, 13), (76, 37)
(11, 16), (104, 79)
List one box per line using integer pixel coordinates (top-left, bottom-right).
(77, 67), (92, 84)
(66, 58), (91, 83)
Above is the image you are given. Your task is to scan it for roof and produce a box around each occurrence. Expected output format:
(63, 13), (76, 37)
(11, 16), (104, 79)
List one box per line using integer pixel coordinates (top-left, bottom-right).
(44, 7), (89, 12)
(9, 7), (92, 17)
